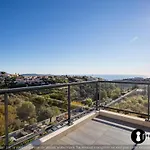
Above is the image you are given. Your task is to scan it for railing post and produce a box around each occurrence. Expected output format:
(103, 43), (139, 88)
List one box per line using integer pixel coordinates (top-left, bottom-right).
(67, 85), (71, 125)
(96, 82), (99, 111)
(4, 93), (9, 149)
(99, 82), (101, 110)
(147, 84), (150, 121)
(79, 85), (82, 100)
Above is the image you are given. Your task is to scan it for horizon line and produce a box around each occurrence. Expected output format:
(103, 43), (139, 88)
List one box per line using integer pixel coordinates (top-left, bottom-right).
(1, 71), (149, 77)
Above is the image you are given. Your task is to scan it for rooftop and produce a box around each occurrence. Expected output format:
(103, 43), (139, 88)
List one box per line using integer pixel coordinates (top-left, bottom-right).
(43, 116), (135, 146)
(23, 110), (150, 150)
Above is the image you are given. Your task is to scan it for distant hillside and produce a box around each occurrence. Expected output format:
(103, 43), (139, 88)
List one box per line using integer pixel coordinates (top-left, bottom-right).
(21, 73), (50, 76)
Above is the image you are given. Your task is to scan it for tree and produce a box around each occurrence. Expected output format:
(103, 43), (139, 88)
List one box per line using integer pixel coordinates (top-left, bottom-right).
(107, 89), (112, 98)
(115, 88), (121, 96)
(13, 119), (22, 130)
(0, 105), (17, 126)
(0, 105), (17, 136)
(29, 118), (37, 125)
(85, 98), (93, 107)
(0, 114), (5, 136)
(38, 106), (60, 122)
(49, 92), (65, 101)
(111, 88), (121, 100)
(101, 90), (107, 100)
(17, 101), (36, 121)
(68, 77), (76, 82)
(47, 98), (53, 106)
(79, 86), (87, 99)
(111, 92), (118, 100)
(61, 99), (67, 110)
(38, 107), (53, 121)
(51, 106), (61, 116)
(30, 96), (46, 108)
(43, 95), (50, 100)
(4, 77), (11, 87)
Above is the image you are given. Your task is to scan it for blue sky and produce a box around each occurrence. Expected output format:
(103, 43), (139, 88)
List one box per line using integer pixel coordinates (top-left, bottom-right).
(0, 0), (150, 75)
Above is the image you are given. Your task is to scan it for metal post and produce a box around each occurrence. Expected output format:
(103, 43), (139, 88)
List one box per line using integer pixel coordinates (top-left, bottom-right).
(79, 85), (82, 100)
(67, 85), (71, 125)
(96, 82), (99, 111)
(4, 93), (9, 149)
(99, 82), (101, 110)
(148, 84), (150, 121)
(121, 84), (123, 93)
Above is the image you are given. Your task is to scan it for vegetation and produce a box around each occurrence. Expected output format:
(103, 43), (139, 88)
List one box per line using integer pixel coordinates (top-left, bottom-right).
(85, 98), (93, 107)
(0, 105), (17, 135)
(37, 106), (60, 122)
(71, 101), (85, 109)
(0, 75), (130, 138)
(17, 101), (36, 121)
(113, 95), (148, 114)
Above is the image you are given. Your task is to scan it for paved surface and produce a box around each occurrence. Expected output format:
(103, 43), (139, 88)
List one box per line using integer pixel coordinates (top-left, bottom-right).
(39, 116), (150, 150)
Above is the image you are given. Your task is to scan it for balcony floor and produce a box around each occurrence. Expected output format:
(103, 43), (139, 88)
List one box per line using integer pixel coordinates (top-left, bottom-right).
(39, 116), (150, 150)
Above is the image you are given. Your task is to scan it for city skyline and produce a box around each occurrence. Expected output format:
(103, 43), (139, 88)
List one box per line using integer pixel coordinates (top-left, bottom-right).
(0, 0), (150, 76)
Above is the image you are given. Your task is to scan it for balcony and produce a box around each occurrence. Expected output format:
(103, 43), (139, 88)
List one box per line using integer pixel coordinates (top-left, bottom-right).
(36, 115), (150, 149)
(0, 80), (150, 150)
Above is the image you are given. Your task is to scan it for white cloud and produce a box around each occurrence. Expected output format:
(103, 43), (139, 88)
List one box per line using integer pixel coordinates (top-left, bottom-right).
(130, 36), (139, 43)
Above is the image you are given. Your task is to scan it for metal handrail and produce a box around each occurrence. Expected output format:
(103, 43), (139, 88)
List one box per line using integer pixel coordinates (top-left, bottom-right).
(0, 81), (97, 94)
(0, 80), (150, 94)
(100, 105), (148, 117)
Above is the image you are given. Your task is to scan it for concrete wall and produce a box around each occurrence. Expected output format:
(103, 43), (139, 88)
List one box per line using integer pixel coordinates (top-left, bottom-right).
(99, 110), (150, 128)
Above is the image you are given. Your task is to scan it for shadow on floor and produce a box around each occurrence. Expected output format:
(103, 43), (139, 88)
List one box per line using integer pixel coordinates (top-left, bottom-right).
(93, 115), (150, 132)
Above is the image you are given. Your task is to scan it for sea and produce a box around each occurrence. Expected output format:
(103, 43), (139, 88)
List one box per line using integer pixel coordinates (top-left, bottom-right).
(22, 73), (148, 81)
(78, 74), (148, 81)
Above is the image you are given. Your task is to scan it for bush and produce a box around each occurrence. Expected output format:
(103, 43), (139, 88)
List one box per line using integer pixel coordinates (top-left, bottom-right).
(71, 101), (84, 107)
(38, 106), (60, 122)
(30, 96), (46, 107)
(29, 118), (37, 125)
(17, 101), (36, 121)
(0, 105), (17, 136)
(85, 98), (93, 107)
(13, 119), (22, 130)
(49, 93), (65, 101)
(138, 99), (143, 104)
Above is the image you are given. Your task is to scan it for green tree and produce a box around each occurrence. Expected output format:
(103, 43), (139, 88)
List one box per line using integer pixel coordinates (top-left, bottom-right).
(0, 114), (5, 136)
(107, 89), (112, 98)
(85, 98), (93, 107)
(101, 90), (107, 100)
(47, 98), (53, 106)
(29, 118), (37, 125)
(111, 93), (118, 100)
(62, 99), (67, 110)
(38, 106), (60, 122)
(49, 93), (65, 101)
(51, 106), (61, 116)
(17, 101), (36, 121)
(111, 88), (121, 100)
(0, 105), (17, 136)
(38, 107), (53, 121)
(30, 96), (46, 108)
(13, 119), (22, 130)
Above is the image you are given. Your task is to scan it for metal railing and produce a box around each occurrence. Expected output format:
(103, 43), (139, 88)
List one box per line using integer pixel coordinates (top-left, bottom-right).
(0, 80), (150, 149)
